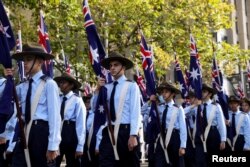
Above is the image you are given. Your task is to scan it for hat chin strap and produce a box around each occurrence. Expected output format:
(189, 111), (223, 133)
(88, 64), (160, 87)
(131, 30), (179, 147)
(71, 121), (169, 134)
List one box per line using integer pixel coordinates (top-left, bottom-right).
(112, 66), (124, 80)
(26, 57), (37, 79)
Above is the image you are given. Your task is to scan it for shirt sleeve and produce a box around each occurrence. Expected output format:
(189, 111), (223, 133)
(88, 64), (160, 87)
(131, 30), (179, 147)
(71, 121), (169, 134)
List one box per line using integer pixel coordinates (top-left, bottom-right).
(243, 115), (250, 150)
(129, 83), (141, 136)
(46, 80), (61, 151)
(216, 105), (227, 142)
(75, 97), (87, 152)
(179, 107), (187, 148)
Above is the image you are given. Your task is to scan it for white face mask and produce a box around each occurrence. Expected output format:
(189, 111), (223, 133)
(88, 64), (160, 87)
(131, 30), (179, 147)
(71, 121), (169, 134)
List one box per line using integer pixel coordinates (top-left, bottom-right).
(158, 95), (165, 103)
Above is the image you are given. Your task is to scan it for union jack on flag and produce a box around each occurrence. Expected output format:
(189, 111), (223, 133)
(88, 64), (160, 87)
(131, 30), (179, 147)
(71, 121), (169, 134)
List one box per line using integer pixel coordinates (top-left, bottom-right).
(38, 10), (53, 78)
(135, 64), (148, 103)
(83, 82), (92, 96)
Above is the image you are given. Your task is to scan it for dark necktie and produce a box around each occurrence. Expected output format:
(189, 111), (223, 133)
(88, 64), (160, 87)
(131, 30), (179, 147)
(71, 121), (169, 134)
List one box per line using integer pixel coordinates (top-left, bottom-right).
(60, 96), (67, 120)
(25, 78), (33, 124)
(162, 105), (169, 131)
(110, 81), (118, 122)
(232, 113), (236, 137)
(202, 103), (208, 130)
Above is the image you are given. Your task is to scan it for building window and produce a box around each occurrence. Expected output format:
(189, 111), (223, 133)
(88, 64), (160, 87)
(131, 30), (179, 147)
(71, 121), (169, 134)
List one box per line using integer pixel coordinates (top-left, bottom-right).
(245, 0), (248, 16)
(236, 19), (238, 34)
(234, 0), (237, 10)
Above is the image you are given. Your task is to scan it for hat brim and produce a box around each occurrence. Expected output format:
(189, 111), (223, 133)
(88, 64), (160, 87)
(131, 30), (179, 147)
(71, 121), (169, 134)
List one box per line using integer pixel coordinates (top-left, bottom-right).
(202, 87), (217, 95)
(54, 76), (81, 90)
(228, 99), (241, 103)
(12, 51), (54, 61)
(156, 86), (181, 94)
(101, 57), (133, 70)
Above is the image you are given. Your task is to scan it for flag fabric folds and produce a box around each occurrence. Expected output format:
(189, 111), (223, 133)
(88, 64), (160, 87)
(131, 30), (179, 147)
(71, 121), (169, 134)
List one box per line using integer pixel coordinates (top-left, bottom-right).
(38, 10), (53, 78)
(82, 0), (110, 137)
(0, 0), (15, 133)
(212, 57), (229, 120)
(175, 55), (188, 99)
(140, 31), (159, 143)
(16, 29), (26, 82)
(237, 81), (245, 99)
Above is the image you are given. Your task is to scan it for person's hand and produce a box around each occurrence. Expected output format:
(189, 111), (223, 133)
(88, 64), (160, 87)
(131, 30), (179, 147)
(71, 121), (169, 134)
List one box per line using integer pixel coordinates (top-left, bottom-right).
(179, 148), (185, 156)
(75, 151), (83, 158)
(194, 99), (202, 105)
(0, 137), (6, 144)
(128, 135), (138, 151)
(95, 77), (106, 92)
(150, 95), (157, 101)
(4, 68), (13, 76)
(95, 150), (99, 155)
(225, 120), (230, 126)
(220, 141), (225, 150)
(46, 150), (59, 163)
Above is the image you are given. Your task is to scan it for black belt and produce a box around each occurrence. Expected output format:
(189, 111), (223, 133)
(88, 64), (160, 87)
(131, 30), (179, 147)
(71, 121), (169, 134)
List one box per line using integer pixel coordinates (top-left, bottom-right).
(32, 119), (48, 125)
(111, 124), (130, 129)
(210, 126), (217, 130)
(63, 120), (75, 125)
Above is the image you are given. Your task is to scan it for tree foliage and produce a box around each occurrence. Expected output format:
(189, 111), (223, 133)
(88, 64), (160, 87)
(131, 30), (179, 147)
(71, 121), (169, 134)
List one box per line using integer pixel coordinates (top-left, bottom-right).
(2, 0), (249, 85)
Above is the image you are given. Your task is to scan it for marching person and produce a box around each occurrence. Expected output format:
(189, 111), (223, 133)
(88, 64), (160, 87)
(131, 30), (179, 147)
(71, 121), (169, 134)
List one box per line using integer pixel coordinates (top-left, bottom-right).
(81, 93), (99, 167)
(241, 98), (250, 119)
(227, 96), (250, 151)
(95, 52), (141, 167)
(6, 44), (61, 167)
(183, 91), (197, 167)
(151, 82), (187, 167)
(54, 72), (86, 167)
(192, 84), (226, 167)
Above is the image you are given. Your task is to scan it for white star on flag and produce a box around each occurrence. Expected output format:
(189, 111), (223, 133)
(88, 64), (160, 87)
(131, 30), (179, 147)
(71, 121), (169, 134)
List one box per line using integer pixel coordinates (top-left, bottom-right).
(148, 116), (151, 123)
(179, 83), (184, 91)
(98, 105), (104, 113)
(190, 68), (200, 81)
(90, 46), (99, 64)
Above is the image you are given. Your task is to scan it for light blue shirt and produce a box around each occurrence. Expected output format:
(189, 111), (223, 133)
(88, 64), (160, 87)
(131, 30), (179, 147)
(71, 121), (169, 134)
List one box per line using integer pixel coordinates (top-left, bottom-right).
(229, 110), (250, 150)
(94, 75), (141, 136)
(86, 110), (94, 132)
(61, 91), (86, 152)
(157, 100), (187, 148)
(186, 100), (227, 142)
(17, 70), (61, 151)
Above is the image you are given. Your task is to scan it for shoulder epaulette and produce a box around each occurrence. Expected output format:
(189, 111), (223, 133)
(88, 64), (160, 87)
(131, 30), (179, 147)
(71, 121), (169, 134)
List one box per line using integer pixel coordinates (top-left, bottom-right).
(40, 75), (49, 81)
(173, 104), (180, 108)
(126, 79), (134, 82)
(74, 93), (80, 97)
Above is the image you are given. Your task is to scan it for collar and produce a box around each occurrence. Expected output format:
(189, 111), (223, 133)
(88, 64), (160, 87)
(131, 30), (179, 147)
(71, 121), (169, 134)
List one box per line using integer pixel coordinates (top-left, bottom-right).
(165, 99), (174, 107)
(64, 91), (74, 99)
(203, 99), (212, 105)
(31, 70), (44, 84)
(113, 75), (126, 84)
(229, 110), (241, 115)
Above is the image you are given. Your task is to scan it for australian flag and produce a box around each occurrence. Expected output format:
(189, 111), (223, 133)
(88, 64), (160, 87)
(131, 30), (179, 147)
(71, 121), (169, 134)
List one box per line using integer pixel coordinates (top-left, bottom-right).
(38, 10), (53, 78)
(16, 29), (26, 82)
(212, 57), (229, 120)
(0, 0), (15, 133)
(175, 54), (188, 99)
(82, 0), (110, 138)
(189, 34), (203, 137)
(140, 31), (159, 143)
(237, 81), (245, 99)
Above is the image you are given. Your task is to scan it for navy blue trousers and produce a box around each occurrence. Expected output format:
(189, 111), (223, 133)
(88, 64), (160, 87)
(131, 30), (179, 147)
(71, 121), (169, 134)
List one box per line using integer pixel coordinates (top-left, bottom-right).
(99, 125), (140, 167)
(195, 127), (221, 167)
(154, 130), (185, 167)
(12, 120), (55, 167)
(56, 121), (80, 167)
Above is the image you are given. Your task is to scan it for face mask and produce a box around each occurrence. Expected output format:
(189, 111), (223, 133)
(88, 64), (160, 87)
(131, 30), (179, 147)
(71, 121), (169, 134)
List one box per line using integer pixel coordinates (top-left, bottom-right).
(158, 95), (165, 103)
